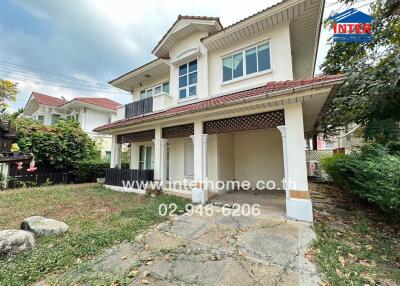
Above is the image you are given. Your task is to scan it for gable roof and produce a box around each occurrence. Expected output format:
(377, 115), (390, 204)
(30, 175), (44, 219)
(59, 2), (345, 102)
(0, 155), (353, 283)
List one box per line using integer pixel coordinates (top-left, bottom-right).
(94, 74), (345, 132)
(152, 15), (223, 58)
(73, 97), (120, 110)
(31, 92), (65, 107)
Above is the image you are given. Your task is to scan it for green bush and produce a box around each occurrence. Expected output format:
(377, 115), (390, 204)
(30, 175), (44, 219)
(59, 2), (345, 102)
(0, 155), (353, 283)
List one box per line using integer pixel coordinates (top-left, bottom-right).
(72, 160), (110, 183)
(72, 160), (131, 183)
(321, 143), (400, 216)
(15, 118), (97, 169)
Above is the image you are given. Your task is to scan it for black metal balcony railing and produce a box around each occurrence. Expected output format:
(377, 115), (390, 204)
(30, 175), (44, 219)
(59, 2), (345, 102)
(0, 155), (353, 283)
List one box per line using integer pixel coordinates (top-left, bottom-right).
(105, 168), (154, 189)
(125, 97), (153, 119)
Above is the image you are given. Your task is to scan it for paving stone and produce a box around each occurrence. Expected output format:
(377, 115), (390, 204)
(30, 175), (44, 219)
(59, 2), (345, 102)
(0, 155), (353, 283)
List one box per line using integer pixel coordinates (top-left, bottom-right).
(137, 228), (187, 252)
(239, 225), (299, 269)
(145, 242), (231, 285)
(216, 214), (259, 227)
(216, 258), (299, 286)
(158, 215), (207, 239)
(191, 223), (238, 251)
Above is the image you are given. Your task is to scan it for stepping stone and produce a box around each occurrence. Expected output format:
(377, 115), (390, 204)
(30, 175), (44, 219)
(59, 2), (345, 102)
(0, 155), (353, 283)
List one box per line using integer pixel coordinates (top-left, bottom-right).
(21, 216), (69, 236)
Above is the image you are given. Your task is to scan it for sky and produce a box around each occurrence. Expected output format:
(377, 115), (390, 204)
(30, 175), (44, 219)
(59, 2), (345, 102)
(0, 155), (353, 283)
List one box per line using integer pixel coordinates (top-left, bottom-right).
(0, 0), (371, 112)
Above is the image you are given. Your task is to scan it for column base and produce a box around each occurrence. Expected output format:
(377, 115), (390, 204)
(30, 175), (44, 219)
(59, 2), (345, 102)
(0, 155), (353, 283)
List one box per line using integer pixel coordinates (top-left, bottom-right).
(286, 198), (313, 222)
(191, 189), (208, 205)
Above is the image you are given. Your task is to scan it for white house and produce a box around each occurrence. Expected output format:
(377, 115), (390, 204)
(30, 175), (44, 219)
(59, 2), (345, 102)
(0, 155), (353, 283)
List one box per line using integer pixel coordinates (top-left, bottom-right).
(23, 92), (120, 158)
(94, 0), (345, 222)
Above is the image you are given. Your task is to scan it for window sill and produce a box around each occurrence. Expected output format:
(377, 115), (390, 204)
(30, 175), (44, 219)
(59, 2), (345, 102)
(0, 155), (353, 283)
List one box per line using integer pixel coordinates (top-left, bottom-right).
(221, 69), (273, 86)
(178, 96), (198, 104)
(153, 92), (171, 98)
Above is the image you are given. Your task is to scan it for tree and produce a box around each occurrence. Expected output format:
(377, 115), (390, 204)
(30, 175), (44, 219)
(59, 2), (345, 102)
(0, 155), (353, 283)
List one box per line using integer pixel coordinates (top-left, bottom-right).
(0, 79), (18, 113)
(320, 0), (400, 143)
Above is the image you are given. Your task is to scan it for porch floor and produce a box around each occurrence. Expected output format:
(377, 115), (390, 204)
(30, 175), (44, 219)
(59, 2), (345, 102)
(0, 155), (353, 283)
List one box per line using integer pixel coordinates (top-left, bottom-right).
(211, 190), (286, 221)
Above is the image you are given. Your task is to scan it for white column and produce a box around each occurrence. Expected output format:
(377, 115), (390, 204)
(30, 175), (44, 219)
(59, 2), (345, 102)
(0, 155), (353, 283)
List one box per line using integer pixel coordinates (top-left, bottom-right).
(281, 103), (313, 222)
(0, 163), (9, 189)
(277, 126), (289, 199)
(190, 120), (208, 204)
(129, 143), (139, 169)
(153, 126), (162, 181)
(160, 139), (168, 184)
(202, 134), (209, 191)
(110, 135), (122, 168)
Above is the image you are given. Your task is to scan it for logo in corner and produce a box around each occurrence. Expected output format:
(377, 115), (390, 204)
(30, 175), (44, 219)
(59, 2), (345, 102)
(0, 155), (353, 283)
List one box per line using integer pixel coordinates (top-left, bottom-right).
(331, 8), (373, 42)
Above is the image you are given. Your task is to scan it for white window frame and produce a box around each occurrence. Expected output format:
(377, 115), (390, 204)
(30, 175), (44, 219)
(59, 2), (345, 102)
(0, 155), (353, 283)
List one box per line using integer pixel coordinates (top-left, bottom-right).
(222, 40), (272, 84)
(179, 60), (197, 100)
(139, 81), (169, 100)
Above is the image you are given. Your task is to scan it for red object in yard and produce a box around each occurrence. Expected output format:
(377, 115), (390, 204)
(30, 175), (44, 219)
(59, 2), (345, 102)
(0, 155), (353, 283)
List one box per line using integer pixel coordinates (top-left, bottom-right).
(16, 162), (23, 170)
(27, 157), (37, 172)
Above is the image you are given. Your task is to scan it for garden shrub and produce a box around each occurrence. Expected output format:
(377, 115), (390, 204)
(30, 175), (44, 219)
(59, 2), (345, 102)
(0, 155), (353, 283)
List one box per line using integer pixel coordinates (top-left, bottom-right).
(321, 143), (400, 216)
(72, 160), (110, 183)
(15, 118), (97, 169)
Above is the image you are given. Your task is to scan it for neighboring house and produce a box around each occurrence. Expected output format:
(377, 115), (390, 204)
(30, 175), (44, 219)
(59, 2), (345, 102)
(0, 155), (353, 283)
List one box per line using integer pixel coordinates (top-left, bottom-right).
(94, 0), (345, 222)
(23, 92), (120, 158)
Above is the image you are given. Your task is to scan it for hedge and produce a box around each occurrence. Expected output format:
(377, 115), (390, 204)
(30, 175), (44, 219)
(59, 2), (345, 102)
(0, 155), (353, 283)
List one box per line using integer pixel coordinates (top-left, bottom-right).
(72, 160), (130, 183)
(321, 143), (400, 216)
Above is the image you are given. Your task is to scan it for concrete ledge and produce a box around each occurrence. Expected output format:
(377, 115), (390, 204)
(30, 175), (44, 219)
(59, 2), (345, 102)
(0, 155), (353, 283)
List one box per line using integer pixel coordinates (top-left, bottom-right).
(104, 184), (146, 195)
(286, 198), (313, 222)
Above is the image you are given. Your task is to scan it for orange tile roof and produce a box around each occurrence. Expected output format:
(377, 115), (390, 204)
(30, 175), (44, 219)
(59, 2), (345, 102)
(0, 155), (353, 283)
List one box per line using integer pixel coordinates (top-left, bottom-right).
(94, 74), (345, 132)
(32, 92), (65, 107)
(74, 97), (120, 110)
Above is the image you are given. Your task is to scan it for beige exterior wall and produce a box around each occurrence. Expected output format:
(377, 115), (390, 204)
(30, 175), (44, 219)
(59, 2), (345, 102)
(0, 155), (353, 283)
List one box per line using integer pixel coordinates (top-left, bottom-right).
(208, 23), (293, 96)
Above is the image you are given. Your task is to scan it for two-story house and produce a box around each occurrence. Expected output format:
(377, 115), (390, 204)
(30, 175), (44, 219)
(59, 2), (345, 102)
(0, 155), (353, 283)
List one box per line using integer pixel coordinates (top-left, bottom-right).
(23, 92), (120, 158)
(94, 0), (345, 222)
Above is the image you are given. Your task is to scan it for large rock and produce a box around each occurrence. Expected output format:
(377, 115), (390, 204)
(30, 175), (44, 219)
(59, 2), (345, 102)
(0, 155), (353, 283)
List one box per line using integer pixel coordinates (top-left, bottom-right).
(0, 229), (35, 255)
(21, 216), (69, 236)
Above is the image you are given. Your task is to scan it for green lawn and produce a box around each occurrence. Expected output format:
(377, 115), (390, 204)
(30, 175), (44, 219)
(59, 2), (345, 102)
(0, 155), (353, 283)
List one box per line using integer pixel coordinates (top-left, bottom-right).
(0, 183), (188, 286)
(309, 183), (400, 286)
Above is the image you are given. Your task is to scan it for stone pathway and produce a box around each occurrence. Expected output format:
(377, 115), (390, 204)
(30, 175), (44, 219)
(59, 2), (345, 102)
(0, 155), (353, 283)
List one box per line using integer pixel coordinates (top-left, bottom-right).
(41, 206), (320, 285)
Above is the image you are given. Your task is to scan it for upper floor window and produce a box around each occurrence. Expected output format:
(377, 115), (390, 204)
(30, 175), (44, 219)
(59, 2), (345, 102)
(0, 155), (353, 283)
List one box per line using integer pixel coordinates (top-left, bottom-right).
(140, 81), (169, 100)
(223, 41), (271, 82)
(179, 60), (197, 99)
(36, 115), (44, 124)
(51, 114), (60, 125)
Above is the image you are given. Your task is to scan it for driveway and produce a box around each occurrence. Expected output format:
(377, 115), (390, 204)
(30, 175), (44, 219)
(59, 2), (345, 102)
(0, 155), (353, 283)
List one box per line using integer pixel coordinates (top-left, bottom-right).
(49, 203), (320, 286)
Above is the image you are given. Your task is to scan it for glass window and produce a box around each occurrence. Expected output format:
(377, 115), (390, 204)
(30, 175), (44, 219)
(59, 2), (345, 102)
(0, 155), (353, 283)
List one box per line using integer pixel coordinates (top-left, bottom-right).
(105, 151), (111, 161)
(51, 114), (60, 125)
(179, 75), (187, 88)
(233, 52), (243, 78)
(257, 43), (270, 71)
(154, 86), (161, 94)
(222, 41), (271, 82)
(37, 115), (44, 124)
(146, 89), (153, 98)
(223, 57), (233, 82)
(184, 141), (194, 177)
(178, 60), (197, 99)
(162, 81), (169, 93)
(245, 47), (257, 75)
(179, 88), (186, 99)
(140, 90), (146, 99)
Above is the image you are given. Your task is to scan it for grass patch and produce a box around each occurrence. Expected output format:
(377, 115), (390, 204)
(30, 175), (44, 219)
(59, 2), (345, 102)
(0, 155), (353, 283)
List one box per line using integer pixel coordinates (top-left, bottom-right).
(309, 183), (400, 286)
(0, 184), (189, 286)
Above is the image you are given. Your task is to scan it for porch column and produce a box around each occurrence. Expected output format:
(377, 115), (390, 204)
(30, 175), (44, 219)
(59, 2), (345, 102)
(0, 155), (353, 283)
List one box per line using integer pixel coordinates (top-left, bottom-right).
(190, 120), (208, 204)
(153, 126), (162, 181)
(129, 143), (139, 169)
(110, 134), (121, 168)
(160, 139), (168, 184)
(280, 103), (313, 222)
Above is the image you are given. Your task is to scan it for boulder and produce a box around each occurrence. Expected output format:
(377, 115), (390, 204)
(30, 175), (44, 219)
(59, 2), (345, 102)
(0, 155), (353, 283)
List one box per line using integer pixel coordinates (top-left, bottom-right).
(0, 229), (35, 255)
(21, 216), (69, 236)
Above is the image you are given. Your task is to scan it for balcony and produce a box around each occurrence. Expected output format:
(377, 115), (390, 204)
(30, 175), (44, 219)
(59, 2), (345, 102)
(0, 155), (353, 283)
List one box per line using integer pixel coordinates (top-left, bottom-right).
(124, 97), (153, 119)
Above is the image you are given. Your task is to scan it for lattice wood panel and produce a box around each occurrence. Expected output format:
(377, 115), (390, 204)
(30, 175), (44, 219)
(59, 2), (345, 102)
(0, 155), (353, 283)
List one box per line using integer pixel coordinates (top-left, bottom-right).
(162, 123), (194, 139)
(203, 110), (284, 134)
(117, 129), (155, 143)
